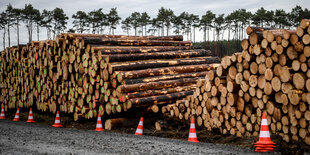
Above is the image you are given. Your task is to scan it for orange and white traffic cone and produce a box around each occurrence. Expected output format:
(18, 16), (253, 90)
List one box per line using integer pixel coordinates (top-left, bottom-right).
(188, 117), (199, 142)
(254, 112), (276, 152)
(52, 111), (63, 127)
(26, 107), (35, 123)
(135, 117), (143, 135)
(13, 108), (20, 121)
(0, 106), (5, 119)
(94, 114), (104, 131)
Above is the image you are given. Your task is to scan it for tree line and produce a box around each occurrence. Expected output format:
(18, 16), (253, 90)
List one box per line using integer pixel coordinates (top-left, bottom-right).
(1, 4), (310, 50)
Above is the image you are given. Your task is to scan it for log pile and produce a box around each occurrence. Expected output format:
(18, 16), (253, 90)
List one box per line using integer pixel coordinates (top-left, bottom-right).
(162, 19), (310, 145)
(0, 34), (220, 123)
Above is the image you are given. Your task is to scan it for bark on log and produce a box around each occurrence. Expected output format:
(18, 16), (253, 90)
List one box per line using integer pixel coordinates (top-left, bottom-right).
(121, 71), (208, 85)
(126, 85), (196, 99)
(106, 49), (212, 62)
(130, 91), (194, 106)
(109, 57), (220, 73)
(116, 64), (220, 81)
(82, 38), (192, 46)
(117, 77), (202, 93)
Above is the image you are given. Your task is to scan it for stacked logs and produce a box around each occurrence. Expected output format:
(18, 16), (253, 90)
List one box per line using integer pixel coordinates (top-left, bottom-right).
(162, 19), (310, 146)
(0, 34), (220, 124)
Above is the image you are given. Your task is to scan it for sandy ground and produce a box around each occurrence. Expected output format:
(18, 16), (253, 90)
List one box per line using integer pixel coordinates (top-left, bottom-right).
(0, 120), (266, 155)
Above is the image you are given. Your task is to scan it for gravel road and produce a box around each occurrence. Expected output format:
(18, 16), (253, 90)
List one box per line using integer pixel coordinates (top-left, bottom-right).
(0, 120), (265, 154)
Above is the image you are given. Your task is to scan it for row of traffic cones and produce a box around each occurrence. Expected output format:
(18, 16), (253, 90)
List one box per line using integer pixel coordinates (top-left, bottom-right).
(95, 115), (200, 142)
(0, 106), (62, 127)
(94, 115), (199, 142)
(3, 105), (197, 140)
(2, 105), (275, 152)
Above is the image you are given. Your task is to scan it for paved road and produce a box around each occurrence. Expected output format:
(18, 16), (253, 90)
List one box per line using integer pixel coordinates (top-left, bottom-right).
(0, 120), (263, 154)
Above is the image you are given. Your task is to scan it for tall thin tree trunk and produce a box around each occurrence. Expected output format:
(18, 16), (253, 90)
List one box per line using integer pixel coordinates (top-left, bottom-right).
(7, 25), (10, 47)
(203, 28), (206, 42)
(207, 27), (210, 48)
(3, 28), (6, 50)
(213, 28), (215, 41)
(28, 27), (31, 43)
(135, 27), (137, 36)
(207, 28), (209, 42)
(144, 25), (146, 36)
(193, 27), (196, 43)
(228, 28), (230, 41)
(30, 22), (33, 42)
(37, 25), (40, 41)
(166, 26), (169, 36)
(189, 30), (191, 40)
(17, 23), (19, 45)
(161, 24), (164, 36)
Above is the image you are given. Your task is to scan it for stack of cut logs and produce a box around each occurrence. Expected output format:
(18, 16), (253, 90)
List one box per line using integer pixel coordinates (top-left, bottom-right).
(0, 34), (220, 125)
(162, 19), (310, 145)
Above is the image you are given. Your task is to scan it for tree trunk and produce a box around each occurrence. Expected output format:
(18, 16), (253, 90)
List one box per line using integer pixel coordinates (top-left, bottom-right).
(37, 24), (40, 41)
(121, 71), (208, 85)
(126, 85), (196, 99)
(90, 46), (192, 54)
(17, 23), (19, 45)
(144, 25), (147, 36)
(7, 24), (10, 47)
(130, 90), (194, 106)
(116, 64), (220, 81)
(106, 49), (212, 62)
(108, 57), (220, 73)
(117, 77), (202, 93)
(193, 27), (196, 43)
(166, 26), (169, 36)
(3, 28), (5, 49)
(82, 38), (192, 47)
(203, 27), (206, 43)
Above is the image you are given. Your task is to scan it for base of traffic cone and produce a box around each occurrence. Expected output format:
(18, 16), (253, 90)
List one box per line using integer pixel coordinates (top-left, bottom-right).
(0, 116), (5, 119)
(52, 124), (63, 127)
(27, 119), (35, 123)
(255, 147), (275, 152)
(135, 132), (142, 135)
(188, 138), (199, 142)
(254, 143), (276, 152)
(95, 128), (104, 131)
(13, 118), (19, 121)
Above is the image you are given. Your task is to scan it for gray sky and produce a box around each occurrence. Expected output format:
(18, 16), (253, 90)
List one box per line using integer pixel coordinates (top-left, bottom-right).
(0, 0), (309, 49)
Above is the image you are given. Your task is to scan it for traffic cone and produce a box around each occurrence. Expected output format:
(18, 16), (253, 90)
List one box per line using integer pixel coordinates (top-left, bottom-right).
(188, 117), (199, 142)
(0, 106), (5, 119)
(52, 111), (63, 127)
(13, 108), (20, 121)
(135, 117), (143, 135)
(94, 114), (104, 131)
(254, 112), (276, 152)
(26, 107), (35, 123)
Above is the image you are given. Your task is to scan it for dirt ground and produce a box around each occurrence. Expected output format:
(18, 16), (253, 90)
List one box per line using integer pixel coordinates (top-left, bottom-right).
(0, 109), (308, 154)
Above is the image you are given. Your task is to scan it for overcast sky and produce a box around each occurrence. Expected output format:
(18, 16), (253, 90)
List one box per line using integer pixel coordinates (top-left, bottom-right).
(0, 0), (309, 49)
